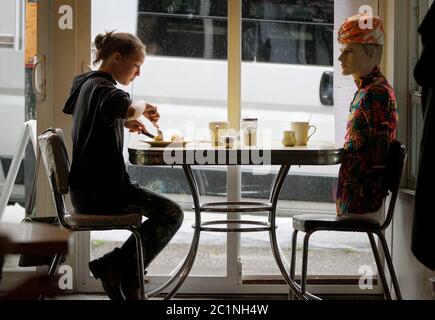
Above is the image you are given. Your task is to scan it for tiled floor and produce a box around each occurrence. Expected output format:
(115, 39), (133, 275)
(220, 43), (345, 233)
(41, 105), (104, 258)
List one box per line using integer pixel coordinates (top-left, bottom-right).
(53, 293), (383, 300)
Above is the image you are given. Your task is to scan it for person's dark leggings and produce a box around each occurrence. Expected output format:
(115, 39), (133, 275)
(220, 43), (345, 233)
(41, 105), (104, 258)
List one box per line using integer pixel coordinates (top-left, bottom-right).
(114, 184), (184, 288)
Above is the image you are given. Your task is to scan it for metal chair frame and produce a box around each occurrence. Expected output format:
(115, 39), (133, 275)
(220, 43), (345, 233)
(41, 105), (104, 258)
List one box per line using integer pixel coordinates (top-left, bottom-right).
(290, 141), (407, 300)
(39, 129), (146, 300)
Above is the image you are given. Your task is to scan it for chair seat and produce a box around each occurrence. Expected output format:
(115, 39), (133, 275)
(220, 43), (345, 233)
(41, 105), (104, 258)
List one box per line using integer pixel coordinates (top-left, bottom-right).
(65, 211), (142, 229)
(292, 214), (381, 233)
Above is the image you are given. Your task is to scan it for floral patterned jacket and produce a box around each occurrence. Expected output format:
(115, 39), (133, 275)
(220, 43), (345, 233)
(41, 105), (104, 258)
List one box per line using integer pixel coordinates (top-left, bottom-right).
(336, 67), (398, 216)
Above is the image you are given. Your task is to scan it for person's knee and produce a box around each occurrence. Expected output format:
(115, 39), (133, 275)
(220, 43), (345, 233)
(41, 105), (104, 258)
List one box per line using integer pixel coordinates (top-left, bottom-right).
(164, 201), (184, 229)
(172, 203), (184, 229)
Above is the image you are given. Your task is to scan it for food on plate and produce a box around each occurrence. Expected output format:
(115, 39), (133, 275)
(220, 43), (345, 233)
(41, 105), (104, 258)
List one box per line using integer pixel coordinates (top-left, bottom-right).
(170, 134), (184, 142)
(153, 135), (163, 142)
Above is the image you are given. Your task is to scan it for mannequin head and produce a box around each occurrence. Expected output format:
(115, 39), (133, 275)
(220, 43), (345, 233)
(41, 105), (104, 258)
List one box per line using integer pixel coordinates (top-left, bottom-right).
(338, 13), (384, 79)
(339, 43), (383, 79)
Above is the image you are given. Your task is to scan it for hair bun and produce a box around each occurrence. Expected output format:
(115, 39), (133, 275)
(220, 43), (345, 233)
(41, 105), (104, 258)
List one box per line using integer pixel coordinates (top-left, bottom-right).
(94, 31), (114, 50)
(94, 33), (105, 50)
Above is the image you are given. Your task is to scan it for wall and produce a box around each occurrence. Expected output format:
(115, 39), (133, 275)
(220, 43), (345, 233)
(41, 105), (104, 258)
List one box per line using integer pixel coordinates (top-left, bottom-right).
(36, 0), (91, 216)
(393, 192), (434, 299)
(385, 0), (434, 300)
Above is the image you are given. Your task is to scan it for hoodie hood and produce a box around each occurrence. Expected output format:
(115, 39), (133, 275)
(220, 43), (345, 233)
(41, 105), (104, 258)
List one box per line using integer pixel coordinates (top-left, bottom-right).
(63, 71), (116, 115)
(419, 2), (435, 48)
(415, 3), (435, 87)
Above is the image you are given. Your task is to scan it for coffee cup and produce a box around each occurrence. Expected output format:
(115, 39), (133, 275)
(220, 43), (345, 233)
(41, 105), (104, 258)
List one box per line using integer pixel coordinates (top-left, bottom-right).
(282, 130), (297, 147)
(290, 122), (317, 146)
(209, 121), (228, 146)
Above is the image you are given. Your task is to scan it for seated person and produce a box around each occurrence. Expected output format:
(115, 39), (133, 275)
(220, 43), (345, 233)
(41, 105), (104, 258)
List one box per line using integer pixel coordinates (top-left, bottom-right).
(336, 13), (398, 220)
(63, 31), (184, 300)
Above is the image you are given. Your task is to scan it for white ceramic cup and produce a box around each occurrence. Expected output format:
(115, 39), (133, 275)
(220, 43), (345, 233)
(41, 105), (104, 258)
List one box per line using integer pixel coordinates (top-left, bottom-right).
(209, 121), (228, 146)
(290, 122), (317, 146)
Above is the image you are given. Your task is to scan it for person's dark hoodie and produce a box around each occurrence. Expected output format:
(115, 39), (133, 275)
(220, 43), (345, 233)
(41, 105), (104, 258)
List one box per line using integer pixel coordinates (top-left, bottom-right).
(63, 71), (133, 213)
(414, 2), (435, 114)
(413, 2), (435, 271)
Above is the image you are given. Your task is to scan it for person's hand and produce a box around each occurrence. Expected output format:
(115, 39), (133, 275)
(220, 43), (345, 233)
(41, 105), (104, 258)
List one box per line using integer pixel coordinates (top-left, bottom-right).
(144, 103), (160, 126)
(124, 119), (147, 134)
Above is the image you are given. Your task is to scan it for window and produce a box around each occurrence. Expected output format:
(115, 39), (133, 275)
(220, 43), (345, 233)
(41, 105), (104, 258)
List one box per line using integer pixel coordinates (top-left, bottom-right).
(239, 0), (349, 278)
(0, 0), (25, 51)
(86, 0), (378, 294)
(136, 0), (333, 66)
(0, 0), (37, 277)
(137, 0), (227, 59)
(242, 0), (333, 65)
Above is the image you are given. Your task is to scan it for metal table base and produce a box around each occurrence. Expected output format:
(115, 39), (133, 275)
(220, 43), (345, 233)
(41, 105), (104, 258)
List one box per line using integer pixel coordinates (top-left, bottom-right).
(128, 143), (342, 300)
(152, 165), (309, 300)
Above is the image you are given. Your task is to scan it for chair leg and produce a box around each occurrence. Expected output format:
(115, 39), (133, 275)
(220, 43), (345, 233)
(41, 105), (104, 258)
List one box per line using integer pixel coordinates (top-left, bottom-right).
(367, 233), (392, 300)
(376, 232), (403, 300)
(39, 254), (63, 300)
(289, 230), (298, 300)
(301, 232), (311, 295)
(132, 230), (146, 300)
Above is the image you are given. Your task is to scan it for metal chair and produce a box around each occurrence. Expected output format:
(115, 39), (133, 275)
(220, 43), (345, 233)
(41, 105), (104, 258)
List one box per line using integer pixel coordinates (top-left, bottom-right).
(290, 140), (406, 300)
(38, 128), (146, 300)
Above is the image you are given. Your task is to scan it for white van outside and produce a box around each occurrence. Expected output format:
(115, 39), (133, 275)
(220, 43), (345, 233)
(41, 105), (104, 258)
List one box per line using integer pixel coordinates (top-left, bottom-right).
(0, 0), (336, 205)
(92, 0), (335, 144)
(91, 0), (338, 202)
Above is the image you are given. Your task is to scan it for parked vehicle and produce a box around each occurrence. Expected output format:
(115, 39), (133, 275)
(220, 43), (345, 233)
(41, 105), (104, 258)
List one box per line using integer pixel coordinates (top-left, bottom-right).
(131, 0), (335, 141)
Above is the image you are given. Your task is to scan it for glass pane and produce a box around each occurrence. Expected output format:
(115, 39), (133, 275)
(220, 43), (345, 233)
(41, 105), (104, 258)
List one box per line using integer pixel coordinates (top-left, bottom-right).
(240, 0), (375, 278)
(138, 0), (227, 17)
(242, 0), (333, 23)
(0, 0), (36, 272)
(90, 0), (228, 277)
(137, 0), (228, 59)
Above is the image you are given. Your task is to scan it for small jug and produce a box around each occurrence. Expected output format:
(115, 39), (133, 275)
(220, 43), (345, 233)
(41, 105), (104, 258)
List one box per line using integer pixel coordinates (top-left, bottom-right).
(209, 121), (228, 146)
(282, 130), (297, 147)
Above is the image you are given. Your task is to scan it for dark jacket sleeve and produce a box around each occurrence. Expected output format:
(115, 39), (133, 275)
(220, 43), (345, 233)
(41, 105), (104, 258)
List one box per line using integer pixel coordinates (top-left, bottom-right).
(98, 84), (132, 126)
(413, 87), (435, 271)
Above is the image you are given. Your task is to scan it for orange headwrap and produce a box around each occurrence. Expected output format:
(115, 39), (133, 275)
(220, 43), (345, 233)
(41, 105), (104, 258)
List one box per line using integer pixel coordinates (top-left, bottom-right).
(338, 13), (384, 45)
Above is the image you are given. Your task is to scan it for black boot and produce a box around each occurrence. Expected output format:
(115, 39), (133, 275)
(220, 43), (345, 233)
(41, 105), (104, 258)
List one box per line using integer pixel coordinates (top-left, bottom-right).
(89, 249), (125, 300)
(122, 285), (140, 300)
(121, 270), (148, 300)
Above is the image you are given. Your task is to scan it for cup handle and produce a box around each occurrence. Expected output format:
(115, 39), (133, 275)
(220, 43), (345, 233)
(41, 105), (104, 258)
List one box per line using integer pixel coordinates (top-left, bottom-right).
(308, 125), (317, 141)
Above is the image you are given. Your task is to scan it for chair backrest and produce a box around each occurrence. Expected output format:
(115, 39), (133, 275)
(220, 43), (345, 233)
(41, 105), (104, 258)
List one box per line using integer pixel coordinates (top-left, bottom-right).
(382, 140), (407, 230)
(38, 128), (70, 228)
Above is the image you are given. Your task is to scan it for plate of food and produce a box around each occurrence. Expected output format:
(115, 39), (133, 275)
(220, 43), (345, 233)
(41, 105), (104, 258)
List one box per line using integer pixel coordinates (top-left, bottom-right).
(143, 141), (189, 148)
(143, 134), (188, 148)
